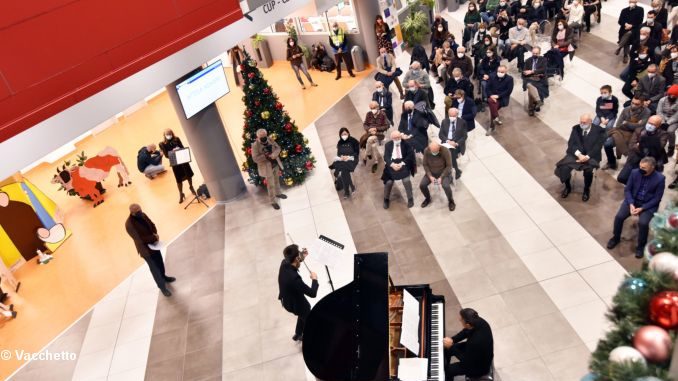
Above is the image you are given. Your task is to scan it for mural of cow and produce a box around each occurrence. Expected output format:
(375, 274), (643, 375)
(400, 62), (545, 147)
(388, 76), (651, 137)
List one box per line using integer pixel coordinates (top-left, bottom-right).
(51, 147), (131, 207)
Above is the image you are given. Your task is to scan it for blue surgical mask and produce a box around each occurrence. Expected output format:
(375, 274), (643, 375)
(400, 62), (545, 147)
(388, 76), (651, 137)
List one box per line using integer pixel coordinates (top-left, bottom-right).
(645, 123), (657, 132)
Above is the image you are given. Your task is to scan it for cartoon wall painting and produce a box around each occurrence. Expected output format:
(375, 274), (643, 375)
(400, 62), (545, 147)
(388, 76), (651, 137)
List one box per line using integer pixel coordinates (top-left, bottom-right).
(0, 176), (71, 270)
(51, 146), (132, 207)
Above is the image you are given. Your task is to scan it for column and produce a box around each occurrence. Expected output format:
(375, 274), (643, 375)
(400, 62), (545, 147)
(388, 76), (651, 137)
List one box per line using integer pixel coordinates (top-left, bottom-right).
(165, 71), (245, 202)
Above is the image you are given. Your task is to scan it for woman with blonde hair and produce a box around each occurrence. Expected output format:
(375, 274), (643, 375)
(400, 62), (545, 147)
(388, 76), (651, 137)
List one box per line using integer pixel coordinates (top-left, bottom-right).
(159, 129), (196, 203)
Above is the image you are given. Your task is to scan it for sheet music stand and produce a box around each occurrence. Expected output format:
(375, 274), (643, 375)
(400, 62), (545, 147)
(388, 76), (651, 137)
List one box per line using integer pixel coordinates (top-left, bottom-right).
(317, 235), (344, 292)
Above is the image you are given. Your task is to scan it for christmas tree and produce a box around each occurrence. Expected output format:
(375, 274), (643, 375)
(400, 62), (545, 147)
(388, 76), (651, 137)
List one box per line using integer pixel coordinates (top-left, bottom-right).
(239, 49), (315, 187)
(584, 203), (678, 381)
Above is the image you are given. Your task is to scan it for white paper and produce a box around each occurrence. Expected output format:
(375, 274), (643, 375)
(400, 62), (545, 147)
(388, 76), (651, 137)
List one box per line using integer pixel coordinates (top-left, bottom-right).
(312, 238), (342, 268)
(147, 241), (164, 251)
(400, 289), (421, 355)
(441, 143), (454, 149)
(174, 148), (191, 165)
(397, 358), (429, 381)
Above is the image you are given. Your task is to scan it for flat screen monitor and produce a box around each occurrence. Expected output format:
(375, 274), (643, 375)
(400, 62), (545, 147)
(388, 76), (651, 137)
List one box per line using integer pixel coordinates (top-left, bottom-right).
(175, 60), (230, 119)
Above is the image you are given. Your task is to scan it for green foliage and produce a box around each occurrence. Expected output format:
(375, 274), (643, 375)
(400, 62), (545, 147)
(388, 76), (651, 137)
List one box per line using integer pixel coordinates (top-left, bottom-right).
(401, 6), (429, 47)
(76, 151), (87, 167)
(239, 50), (315, 187)
(588, 204), (678, 380)
(251, 34), (265, 48)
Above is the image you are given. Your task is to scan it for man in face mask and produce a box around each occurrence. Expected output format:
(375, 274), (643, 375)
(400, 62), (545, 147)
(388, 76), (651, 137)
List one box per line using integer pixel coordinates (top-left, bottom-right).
(383, 131), (415, 209)
(642, 10), (663, 43)
(636, 64), (666, 111)
(420, 142), (456, 211)
(125, 204), (176, 297)
(372, 81), (394, 126)
(555, 114), (607, 201)
(486, 65), (514, 133)
(328, 22), (355, 80)
(252, 129), (287, 209)
(616, 0), (645, 62)
(604, 96), (651, 169)
(522, 46), (548, 116)
(375, 47), (404, 99)
(450, 46), (474, 79)
(625, 115), (669, 176)
(608, 156), (665, 258)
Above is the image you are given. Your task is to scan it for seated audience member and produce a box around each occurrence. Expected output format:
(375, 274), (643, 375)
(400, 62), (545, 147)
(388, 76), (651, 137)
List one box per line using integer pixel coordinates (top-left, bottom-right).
(420, 142), (455, 211)
(528, 0), (546, 27)
(136, 144), (166, 179)
(551, 20), (575, 59)
(616, 0), (645, 63)
(657, 85), (678, 157)
(604, 96), (651, 169)
(472, 23), (491, 47)
(621, 46), (654, 100)
(443, 308), (494, 379)
(496, 12), (514, 58)
(608, 157), (665, 258)
(513, 0), (533, 22)
(333, 128), (359, 199)
(522, 46), (548, 116)
(582, 0), (601, 33)
(594, 85), (620, 130)
(439, 108), (468, 180)
(399, 101), (430, 154)
(478, 47), (501, 109)
(463, 2), (482, 47)
(659, 45), (678, 86)
(566, 0), (585, 36)
(360, 102), (389, 174)
(618, 115), (669, 184)
(410, 45), (431, 73)
(373, 81), (394, 126)
(508, 18), (531, 70)
(375, 47), (404, 99)
(382, 131), (416, 209)
(405, 79), (429, 108)
(0, 302), (16, 319)
(431, 22), (453, 62)
(449, 46), (474, 80)
(642, 10), (664, 46)
(452, 89), (478, 132)
(554, 114), (607, 202)
(635, 64), (667, 112)
(404, 62), (434, 108)
(444, 68), (473, 115)
(651, 0), (667, 29)
(472, 35), (496, 77)
(436, 41), (456, 84)
(486, 65), (515, 133)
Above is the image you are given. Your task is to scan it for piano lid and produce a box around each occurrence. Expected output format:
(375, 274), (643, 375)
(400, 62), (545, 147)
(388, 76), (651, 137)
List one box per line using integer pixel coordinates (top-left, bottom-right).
(302, 253), (389, 381)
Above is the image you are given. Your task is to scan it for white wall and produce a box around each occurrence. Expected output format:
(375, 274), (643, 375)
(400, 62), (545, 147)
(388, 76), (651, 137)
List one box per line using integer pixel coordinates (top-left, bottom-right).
(0, 0), (311, 180)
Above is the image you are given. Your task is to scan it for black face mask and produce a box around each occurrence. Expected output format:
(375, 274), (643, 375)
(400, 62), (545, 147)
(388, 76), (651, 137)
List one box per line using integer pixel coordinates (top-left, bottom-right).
(259, 137), (267, 143)
(639, 168), (648, 175)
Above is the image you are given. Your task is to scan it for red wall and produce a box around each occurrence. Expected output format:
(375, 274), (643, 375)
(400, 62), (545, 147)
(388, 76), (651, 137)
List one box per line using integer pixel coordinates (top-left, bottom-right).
(0, 0), (242, 142)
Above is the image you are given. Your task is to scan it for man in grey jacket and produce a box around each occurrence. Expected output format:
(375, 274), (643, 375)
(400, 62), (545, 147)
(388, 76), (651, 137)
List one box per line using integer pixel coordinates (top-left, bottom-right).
(657, 86), (678, 157)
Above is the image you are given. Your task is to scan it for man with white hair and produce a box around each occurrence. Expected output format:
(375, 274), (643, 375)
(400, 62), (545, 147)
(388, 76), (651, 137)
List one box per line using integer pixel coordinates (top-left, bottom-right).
(403, 61), (434, 108)
(438, 108), (468, 180)
(554, 114), (607, 202)
(252, 129), (287, 209)
(399, 100), (430, 154)
(382, 131), (416, 209)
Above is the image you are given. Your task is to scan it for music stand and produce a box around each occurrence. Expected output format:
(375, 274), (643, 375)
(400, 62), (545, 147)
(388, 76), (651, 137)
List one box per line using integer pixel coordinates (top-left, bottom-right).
(168, 148), (209, 210)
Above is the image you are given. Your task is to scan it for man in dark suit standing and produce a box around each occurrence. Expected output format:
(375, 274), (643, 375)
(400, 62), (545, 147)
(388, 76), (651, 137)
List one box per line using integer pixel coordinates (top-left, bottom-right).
(439, 108), (468, 180)
(554, 114), (607, 202)
(451, 89), (477, 132)
(607, 157), (665, 258)
(399, 100), (430, 154)
(382, 131), (416, 209)
(278, 244), (318, 341)
(125, 204), (175, 297)
(522, 46), (548, 116)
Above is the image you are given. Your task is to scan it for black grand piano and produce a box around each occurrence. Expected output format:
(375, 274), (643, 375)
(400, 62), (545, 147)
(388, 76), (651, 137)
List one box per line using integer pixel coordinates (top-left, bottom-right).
(302, 253), (445, 381)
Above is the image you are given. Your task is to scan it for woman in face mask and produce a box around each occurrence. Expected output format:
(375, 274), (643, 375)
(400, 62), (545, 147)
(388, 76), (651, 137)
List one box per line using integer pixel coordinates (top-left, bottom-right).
(333, 127), (360, 199)
(159, 129), (195, 204)
(286, 37), (318, 90)
(659, 45), (678, 85)
(463, 3), (482, 48)
(551, 20), (574, 58)
(374, 15), (393, 55)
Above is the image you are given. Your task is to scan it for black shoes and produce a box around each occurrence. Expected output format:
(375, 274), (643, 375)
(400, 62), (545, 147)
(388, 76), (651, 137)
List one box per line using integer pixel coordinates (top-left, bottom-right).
(383, 199), (390, 209)
(669, 178), (678, 189)
(272, 203), (280, 210)
(165, 276), (176, 283)
(179, 193), (186, 204)
(582, 189), (590, 202)
(449, 201), (456, 211)
(276, 194), (287, 199)
(561, 186), (571, 198)
(292, 334), (303, 341)
(161, 289), (172, 297)
(602, 163), (617, 170)
(606, 237), (619, 249)
(421, 198), (431, 208)
(528, 109), (535, 116)
(635, 249), (644, 259)
(455, 170), (462, 180)
(407, 199), (414, 208)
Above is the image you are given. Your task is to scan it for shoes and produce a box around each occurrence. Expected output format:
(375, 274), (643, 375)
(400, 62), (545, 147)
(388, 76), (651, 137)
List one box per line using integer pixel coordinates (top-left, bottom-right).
(335, 76), (341, 80)
(311, 83), (318, 87)
(8, 304), (13, 311)
(582, 189), (590, 202)
(383, 199), (390, 209)
(606, 237), (619, 249)
(272, 202), (280, 210)
(301, 85), (306, 90)
(535, 105), (541, 112)
(371, 163), (378, 173)
(448, 201), (456, 211)
(11, 311), (17, 319)
(161, 289), (172, 297)
(561, 186), (571, 198)
(455, 170), (462, 180)
(635, 249), (644, 259)
(179, 193), (186, 204)
(164, 276), (176, 283)
(623, 56), (629, 64)
(407, 199), (414, 208)
(669, 178), (678, 189)
(292, 334), (303, 341)
(276, 194), (288, 199)
(528, 109), (535, 116)
(437, 78), (443, 84)
(493, 117), (503, 125)
(485, 127), (493, 136)
(614, 46), (621, 55)
(421, 198), (431, 208)
(601, 163), (617, 170)
(349, 72), (356, 77)
(616, 153), (622, 160)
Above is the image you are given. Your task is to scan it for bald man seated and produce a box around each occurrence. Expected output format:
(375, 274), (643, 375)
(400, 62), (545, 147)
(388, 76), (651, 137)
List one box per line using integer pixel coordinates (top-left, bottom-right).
(420, 142), (456, 211)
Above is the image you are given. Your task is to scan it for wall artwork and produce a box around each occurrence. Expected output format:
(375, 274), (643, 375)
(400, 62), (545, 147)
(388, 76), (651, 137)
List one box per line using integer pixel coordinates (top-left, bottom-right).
(51, 146), (132, 207)
(0, 176), (71, 270)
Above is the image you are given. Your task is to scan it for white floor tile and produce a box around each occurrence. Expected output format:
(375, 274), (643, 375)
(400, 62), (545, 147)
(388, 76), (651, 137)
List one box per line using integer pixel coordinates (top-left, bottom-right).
(72, 347), (115, 381)
(504, 227), (555, 257)
(539, 215), (590, 246)
(121, 290), (158, 319)
(562, 299), (612, 346)
(116, 311), (155, 345)
(108, 336), (152, 376)
(579, 260), (628, 301)
(540, 273), (601, 310)
(521, 248), (575, 281)
(79, 322), (121, 356)
(88, 297), (127, 329)
(107, 367), (145, 381)
(488, 206), (535, 235)
(557, 236), (614, 270)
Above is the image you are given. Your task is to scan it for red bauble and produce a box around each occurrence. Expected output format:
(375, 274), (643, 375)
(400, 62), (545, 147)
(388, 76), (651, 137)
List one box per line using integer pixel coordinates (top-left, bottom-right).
(248, 72), (255, 79)
(262, 178), (268, 186)
(668, 212), (678, 229)
(295, 144), (303, 153)
(305, 161), (314, 170)
(239, 64), (245, 71)
(284, 123), (292, 132)
(650, 291), (678, 329)
(633, 325), (673, 362)
(263, 88), (270, 94)
(246, 110), (252, 117)
(246, 147), (252, 156)
(275, 102), (283, 110)
(255, 100), (260, 106)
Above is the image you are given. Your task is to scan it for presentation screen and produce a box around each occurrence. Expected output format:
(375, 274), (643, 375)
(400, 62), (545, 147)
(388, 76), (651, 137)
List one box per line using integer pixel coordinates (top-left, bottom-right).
(176, 60), (230, 119)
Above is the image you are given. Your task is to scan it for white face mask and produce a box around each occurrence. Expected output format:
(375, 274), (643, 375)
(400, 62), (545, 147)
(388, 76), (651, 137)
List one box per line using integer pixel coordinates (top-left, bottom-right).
(640, 35), (648, 40)
(438, 26), (444, 32)
(480, 29), (486, 32)
(165, 135), (173, 140)
(516, 25), (523, 30)
(289, 41), (295, 46)
(648, 72), (656, 77)
(454, 76), (461, 81)
(376, 87), (384, 92)
(581, 124), (591, 131)
(534, 3), (540, 7)
(497, 72), (506, 78)
(573, 1), (579, 5)
(371, 109), (379, 114)
(487, 52), (494, 57)
(647, 18), (655, 24)
(639, 54), (648, 59)
(601, 93), (610, 98)
(558, 24), (564, 30)
(672, 52), (678, 59)
(500, 1), (506, 5)
(629, 2), (636, 7)
(341, 135), (349, 140)
(457, 53), (465, 58)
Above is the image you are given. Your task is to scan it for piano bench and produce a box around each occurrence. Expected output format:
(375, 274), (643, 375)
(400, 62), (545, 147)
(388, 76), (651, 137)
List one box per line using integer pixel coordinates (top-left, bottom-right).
(465, 363), (495, 381)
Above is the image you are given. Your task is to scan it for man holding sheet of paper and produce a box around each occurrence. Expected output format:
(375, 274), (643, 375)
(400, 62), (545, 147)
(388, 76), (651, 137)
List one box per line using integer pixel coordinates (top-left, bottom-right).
(443, 308), (494, 380)
(278, 244), (318, 342)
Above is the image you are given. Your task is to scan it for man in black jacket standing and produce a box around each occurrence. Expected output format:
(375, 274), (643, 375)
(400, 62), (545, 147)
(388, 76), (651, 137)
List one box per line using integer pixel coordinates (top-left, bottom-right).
(443, 308), (494, 380)
(125, 204), (175, 297)
(278, 244), (318, 342)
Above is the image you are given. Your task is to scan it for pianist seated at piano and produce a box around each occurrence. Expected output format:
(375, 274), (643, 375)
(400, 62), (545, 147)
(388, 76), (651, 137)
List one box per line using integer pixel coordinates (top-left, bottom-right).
(443, 308), (494, 380)
(278, 244), (319, 342)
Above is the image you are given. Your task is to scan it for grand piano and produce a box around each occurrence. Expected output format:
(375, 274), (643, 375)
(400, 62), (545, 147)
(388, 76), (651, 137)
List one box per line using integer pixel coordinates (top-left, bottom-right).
(302, 253), (445, 381)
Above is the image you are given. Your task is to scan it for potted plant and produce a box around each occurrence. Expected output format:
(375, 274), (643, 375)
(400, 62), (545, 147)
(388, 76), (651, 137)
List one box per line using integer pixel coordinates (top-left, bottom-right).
(250, 34), (272, 68)
(401, 3), (430, 48)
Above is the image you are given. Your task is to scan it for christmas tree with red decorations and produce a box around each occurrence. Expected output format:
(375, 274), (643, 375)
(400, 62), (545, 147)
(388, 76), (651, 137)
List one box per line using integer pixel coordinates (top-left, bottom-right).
(239, 49), (315, 187)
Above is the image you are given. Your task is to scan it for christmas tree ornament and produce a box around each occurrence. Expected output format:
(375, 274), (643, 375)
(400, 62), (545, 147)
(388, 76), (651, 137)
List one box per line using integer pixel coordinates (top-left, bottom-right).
(263, 178), (268, 186)
(275, 102), (283, 110)
(261, 111), (270, 120)
(649, 291), (678, 329)
(634, 377), (664, 381)
(249, 84), (255, 90)
(248, 72), (255, 79)
(285, 177), (294, 186)
(645, 240), (665, 258)
(608, 346), (646, 365)
(269, 133), (278, 141)
(295, 144), (303, 153)
(305, 161), (314, 170)
(580, 373), (597, 381)
(296, 168), (303, 173)
(245, 147), (252, 156)
(667, 212), (678, 230)
(649, 252), (678, 275)
(246, 110), (253, 117)
(248, 60), (257, 67)
(621, 277), (647, 294)
(633, 325), (672, 362)
(255, 100), (260, 106)
(244, 132), (250, 140)
(284, 123), (293, 132)
(280, 150), (288, 158)
(264, 88), (270, 94)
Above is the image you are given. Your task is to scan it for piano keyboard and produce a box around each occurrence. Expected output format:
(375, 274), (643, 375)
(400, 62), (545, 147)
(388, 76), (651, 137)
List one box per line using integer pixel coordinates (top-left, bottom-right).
(429, 302), (444, 381)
